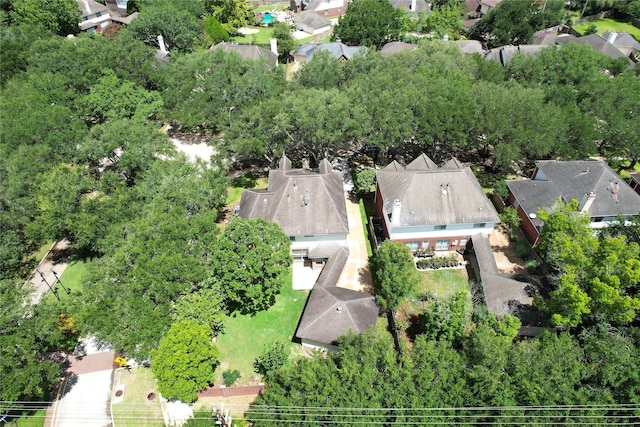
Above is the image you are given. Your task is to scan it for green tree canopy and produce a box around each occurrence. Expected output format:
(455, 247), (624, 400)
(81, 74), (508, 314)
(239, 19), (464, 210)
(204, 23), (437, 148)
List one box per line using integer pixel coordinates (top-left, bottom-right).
(10, 0), (79, 36)
(125, 4), (202, 52)
(151, 320), (220, 403)
(334, 0), (403, 48)
(370, 240), (419, 311)
(210, 218), (291, 314)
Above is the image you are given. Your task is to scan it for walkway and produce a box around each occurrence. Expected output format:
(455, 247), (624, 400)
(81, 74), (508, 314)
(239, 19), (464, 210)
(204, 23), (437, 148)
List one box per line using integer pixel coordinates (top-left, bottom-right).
(337, 194), (373, 293)
(198, 385), (264, 398)
(29, 240), (73, 304)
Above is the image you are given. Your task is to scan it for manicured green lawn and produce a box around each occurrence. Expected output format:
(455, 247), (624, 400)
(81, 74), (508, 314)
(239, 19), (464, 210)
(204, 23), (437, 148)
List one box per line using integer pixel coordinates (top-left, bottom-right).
(253, 5), (288, 12)
(574, 18), (640, 40)
(359, 199), (373, 257)
(214, 273), (309, 385)
(58, 260), (89, 293)
(231, 26), (274, 45)
(417, 268), (470, 300)
(111, 367), (164, 427)
(31, 241), (54, 264)
(13, 409), (46, 427)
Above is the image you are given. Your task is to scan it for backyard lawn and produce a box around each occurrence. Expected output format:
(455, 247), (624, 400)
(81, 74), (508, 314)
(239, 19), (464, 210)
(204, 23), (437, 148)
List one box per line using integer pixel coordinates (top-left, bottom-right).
(231, 26), (274, 45)
(111, 367), (164, 427)
(214, 273), (309, 385)
(417, 268), (470, 300)
(574, 18), (640, 40)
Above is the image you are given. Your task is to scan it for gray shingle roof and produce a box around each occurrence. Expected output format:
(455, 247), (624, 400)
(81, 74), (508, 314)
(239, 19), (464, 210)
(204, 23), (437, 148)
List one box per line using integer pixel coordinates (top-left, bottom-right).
(295, 42), (367, 61)
(209, 42), (278, 64)
(380, 41), (418, 56)
(555, 34), (627, 61)
(506, 160), (640, 224)
(376, 154), (499, 227)
(239, 156), (349, 237)
(602, 32), (640, 51)
(295, 10), (331, 29)
(295, 248), (379, 344)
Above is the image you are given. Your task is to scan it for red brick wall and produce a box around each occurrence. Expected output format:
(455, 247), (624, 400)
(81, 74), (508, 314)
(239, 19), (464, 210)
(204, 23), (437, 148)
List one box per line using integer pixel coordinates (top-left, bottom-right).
(518, 205), (539, 245)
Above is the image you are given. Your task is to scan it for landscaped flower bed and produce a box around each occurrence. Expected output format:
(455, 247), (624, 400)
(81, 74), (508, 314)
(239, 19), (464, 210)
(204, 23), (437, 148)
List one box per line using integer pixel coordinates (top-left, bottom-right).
(416, 254), (463, 270)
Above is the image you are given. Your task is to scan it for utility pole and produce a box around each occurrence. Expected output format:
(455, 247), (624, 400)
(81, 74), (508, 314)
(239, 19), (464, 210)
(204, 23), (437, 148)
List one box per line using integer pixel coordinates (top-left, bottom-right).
(51, 270), (71, 295)
(36, 268), (59, 301)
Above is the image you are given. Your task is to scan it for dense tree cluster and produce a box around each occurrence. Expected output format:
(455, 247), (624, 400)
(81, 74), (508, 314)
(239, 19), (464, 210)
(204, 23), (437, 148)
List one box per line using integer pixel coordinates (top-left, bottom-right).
(1, 0), (639, 407)
(252, 324), (640, 425)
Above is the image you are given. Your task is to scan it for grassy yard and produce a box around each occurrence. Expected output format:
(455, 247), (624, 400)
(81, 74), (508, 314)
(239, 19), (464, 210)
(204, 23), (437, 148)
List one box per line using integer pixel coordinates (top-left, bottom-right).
(111, 367), (164, 427)
(417, 268), (470, 300)
(31, 241), (54, 264)
(574, 18), (640, 40)
(10, 409), (47, 427)
(214, 274), (309, 385)
(359, 199), (373, 257)
(231, 26), (274, 45)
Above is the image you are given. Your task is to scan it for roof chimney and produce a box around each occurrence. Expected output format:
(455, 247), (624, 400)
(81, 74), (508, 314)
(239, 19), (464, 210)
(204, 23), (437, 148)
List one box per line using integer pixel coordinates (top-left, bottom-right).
(158, 34), (167, 53)
(270, 38), (278, 56)
(578, 192), (596, 212)
(411, 0), (416, 11)
(391, 199), (401, 225)
(607, 32), (617, 45)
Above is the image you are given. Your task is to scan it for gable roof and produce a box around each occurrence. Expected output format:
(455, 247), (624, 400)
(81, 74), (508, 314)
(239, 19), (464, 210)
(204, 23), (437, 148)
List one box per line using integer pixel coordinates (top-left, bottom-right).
(376, 154), (499, 226)
(380, 41), (418, 56)
(295, 248), (378, 345)
(295, 10), (332, 30)
(209, 42), (278, 65)
(295, 42), (367, 61)
(506, 160), (640, 226)
(556, 34), (627, 61)
(77, 0), (108, 17)
(239, 156), (349, 236)
(602, 32), (640, 51)
(453, 39), (484, 55)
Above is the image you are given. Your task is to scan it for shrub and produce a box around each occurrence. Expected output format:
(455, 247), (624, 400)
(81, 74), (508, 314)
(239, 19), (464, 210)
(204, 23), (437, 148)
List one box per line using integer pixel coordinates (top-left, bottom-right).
(515, 236), (529, 259)
(254, 341), (288, 377)
(525, 260), (539, 274)
(222, 369), (241, 387)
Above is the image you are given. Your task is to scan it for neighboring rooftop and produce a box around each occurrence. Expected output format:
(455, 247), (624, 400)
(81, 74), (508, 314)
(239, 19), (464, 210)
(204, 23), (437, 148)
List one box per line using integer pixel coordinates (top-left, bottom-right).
(295, 42), (367, 61)
(239, 156), (349, 237)
(295, 248), (378, 346)
(388, 0), (431, 13)
(210, 42), (278, 65)
(380, 41), (418, 56)
(507, 159), (640, 229)
(376, 154), (499, 227)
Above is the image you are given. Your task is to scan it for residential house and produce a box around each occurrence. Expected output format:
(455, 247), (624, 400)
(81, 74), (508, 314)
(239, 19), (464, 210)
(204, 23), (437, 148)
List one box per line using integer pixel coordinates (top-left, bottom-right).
(293, 0), (348, 18)
(77, 0), (111, 33)
(466, 234), (548, 335)
(485, 44), (547, 66)
(294, 42), (367, 63)
(294, 10), (332, 35)
(479, 0), (502, 15)
(556, 34), (628, 61)
(374, 154), (499, 252)
(602, 32), (640, 62)
(380, 41), (418, 56)
(388, 0), (431, 14)
(239, 156), (378, 350)
(506, 159), (640, 245)
(628, 173), (640, 196)
(294, 247), (378, 351)
(210, 41), (278, 66)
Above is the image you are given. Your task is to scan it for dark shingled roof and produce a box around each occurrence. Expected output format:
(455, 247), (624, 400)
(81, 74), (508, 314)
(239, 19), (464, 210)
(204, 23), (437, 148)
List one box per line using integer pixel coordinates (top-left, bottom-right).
(295, 10), (331, 30)
(209, 42), (277, 65)
(376, 154), (499, 227)
(555, 34), (627, 61)
(295, 248), (379, 344)
(506, 160), (640, 228)
(239, 156), (349, 237)
(380, 41), (418, 56)
(469, 234), (547, 327)
(295, 42), (367, 61)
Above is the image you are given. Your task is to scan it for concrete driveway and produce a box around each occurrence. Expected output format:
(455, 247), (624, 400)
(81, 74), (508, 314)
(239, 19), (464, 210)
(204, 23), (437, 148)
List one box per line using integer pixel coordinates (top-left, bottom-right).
(337, 193), (373, 293)
(48, 340), (116, 427)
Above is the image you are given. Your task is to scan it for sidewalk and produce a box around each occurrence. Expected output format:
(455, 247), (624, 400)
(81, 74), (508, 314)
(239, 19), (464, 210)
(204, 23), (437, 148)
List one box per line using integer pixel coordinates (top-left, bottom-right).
(337, 194), (373, 293)
(29, 240), (73, 304)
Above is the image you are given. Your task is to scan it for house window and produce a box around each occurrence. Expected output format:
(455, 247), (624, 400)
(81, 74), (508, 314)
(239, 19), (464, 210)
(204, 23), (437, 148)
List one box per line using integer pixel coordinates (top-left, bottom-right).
(435, 240), (449, 250)
(96, 11), (102, 17)
(406, 242), (419, 252)
(513, 200), (519, 208)
(474, 223), (486, 228)
(434, 225), (446, 230)
(593, 217), (604, 222)
(291, 249), (308, 260)
(460, 238), (468, 246)
(422, 241), (430, 249)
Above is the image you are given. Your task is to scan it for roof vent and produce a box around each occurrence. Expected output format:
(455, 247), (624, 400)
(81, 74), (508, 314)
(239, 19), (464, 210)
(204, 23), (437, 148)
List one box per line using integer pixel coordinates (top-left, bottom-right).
(441, 184), (449, 196)
(336, 306), (342, 313)
(529, 213), (537, 219)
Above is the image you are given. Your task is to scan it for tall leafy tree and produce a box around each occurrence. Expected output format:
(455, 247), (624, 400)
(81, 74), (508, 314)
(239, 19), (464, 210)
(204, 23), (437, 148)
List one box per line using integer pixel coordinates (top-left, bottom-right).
(210, 218), (291, 314)
(370, 240), (419, 312)
(125, 4), (202, 52)
(334, 0), (403, 48)
(10, 0), (79, 36)
(151, 320), (220, 403)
